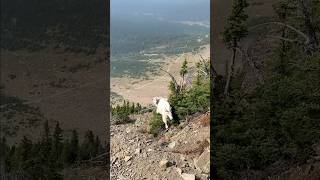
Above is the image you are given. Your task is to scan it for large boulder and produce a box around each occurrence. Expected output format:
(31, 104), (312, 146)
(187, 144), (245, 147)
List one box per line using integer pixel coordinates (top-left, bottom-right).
(194, 148), (210, 174)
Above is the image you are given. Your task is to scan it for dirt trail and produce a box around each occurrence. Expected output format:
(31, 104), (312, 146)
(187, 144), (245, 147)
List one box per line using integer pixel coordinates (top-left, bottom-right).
(110, 113), (210, 180)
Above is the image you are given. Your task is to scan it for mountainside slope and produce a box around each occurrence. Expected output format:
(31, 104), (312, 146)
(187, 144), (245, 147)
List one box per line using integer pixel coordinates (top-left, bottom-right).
(111, 112), (210, 180)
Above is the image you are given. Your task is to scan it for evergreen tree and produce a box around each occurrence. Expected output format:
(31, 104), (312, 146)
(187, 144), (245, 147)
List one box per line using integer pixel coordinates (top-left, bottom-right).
(0, 137), (8, 160)
(1, 137), (9, 173)
(136, 103), (142, 112)
(115, 104), (120, 113)
(62, 139), (71, 165)
(50, 122), (63, 168)
(20, 136), (33, 163)
(5, 145), (16, 172)
(215, 1), (320, 178)
(69, 129), (79, 163)
(42, 120), (51, 145)
(131, 102), (135, 114)
(94, 136), (101, 155)
(273, 0), (293, 75)
(222, 0), (249, 95)
(126, 101), (130, 113)
(180, 58), (188, 90)
(195, 62), (202, 85)
(80, 130), (96, 160)
(41, 120), (52, 161)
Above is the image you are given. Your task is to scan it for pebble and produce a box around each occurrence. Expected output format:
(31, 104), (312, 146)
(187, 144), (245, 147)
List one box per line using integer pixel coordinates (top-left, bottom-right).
(180, 173), (196, 180)
(159, 159), (170, 168)
(135, 148), (141, 154)
(168, 141), (176, 149)
(124, 156), (132, 162)
(175, 167), (182, 175)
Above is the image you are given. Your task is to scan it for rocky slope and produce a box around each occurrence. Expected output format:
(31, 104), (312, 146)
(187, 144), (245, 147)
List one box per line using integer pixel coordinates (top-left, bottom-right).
(111, 112), (210, 180)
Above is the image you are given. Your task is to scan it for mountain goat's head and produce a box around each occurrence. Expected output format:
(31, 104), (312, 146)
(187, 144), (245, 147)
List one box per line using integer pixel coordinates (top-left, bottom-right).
(152, 97), (160, 106)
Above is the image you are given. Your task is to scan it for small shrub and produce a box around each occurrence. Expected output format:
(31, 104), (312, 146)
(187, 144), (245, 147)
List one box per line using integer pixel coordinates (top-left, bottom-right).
(111, 100), (143, 125)
(169, 78), (210, 120)
(149, 111), (164, 136)
(113, 114), (133, 125)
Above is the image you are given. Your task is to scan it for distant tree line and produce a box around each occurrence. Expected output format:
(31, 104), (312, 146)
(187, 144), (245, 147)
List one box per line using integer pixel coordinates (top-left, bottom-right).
(0, 121), (105, 180)
(111, 100), (143, 124)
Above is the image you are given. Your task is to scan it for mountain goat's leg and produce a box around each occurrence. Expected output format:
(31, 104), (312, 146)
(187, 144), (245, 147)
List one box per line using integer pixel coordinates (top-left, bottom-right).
(167, 111), (173, 120)
(162, 115), (169, 129)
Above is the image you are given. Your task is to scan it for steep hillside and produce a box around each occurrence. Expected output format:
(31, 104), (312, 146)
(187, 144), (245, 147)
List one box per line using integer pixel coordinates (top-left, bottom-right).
(111, 112), (210, 180)
(1, 48), (108, 143)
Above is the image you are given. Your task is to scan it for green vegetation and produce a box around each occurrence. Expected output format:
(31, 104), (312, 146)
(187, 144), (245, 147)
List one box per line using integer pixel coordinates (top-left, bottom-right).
(0, 121), (105, 179)
(168, 58), (210, 120)
(222, 0), (249, 95)
(111, 100), (143, 124)
(149, 112), (165, 136)
(214, 0), (320, 179)
(147, 57), (210, 136)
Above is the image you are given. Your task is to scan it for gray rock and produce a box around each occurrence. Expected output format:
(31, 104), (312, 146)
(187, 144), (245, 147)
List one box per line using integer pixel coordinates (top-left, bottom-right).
(182, 162), (190, 168)
(135, 148), (141, 154)
(175, 167), (182, 175)
(181, 173), (196, 180)
(118, 175), (130, 180)
(159, 159), (173, 168)
(194, 149), (210, 173)
(180, 155), (186, 161)
(126, 127), (131, 133)
(111, 157), (118, 165)
(124, 156), (132, 162)
(168, 141), (176, 149)
(127, 161), (132, 166)
(142, 152), (148, 158)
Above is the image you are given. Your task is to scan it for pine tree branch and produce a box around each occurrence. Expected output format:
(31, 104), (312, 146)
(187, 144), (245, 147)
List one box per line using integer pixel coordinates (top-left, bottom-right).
(248, 22), (310, 44)
(265, 35), (301, 43)
(159, 67), (179, 92)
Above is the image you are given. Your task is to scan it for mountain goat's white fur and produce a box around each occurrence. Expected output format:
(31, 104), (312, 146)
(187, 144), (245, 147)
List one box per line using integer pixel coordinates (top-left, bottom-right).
(152, 97), (173, 129)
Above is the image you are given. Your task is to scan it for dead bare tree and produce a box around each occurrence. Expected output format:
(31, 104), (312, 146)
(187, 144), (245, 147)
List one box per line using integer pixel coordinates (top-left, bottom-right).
(199, 54), (211, 77)
(297, 0), (319, 49)
(248, 21), (310, 44)
(159, 67), (181, 93)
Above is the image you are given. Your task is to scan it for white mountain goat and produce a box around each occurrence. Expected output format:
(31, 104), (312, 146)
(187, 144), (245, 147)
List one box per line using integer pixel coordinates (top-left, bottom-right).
(152, 97), (173, 129)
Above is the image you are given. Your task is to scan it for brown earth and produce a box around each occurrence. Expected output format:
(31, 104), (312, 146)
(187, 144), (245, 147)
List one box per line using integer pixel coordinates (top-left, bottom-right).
(0, 47), (109, 143)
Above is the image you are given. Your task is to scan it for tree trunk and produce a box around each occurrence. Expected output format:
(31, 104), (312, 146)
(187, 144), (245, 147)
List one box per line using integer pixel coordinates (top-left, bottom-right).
(224, 47), (237, 95)
(299, 0), (319, 49)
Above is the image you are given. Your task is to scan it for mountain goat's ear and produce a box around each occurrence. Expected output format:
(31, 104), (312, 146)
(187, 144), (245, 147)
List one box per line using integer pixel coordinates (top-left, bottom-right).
(152, 97), (157, 106)
(152, 97), (160, 106)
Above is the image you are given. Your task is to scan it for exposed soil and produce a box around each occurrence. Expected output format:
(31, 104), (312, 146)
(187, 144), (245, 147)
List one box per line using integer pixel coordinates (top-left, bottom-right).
(1, 47), (108, 143)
